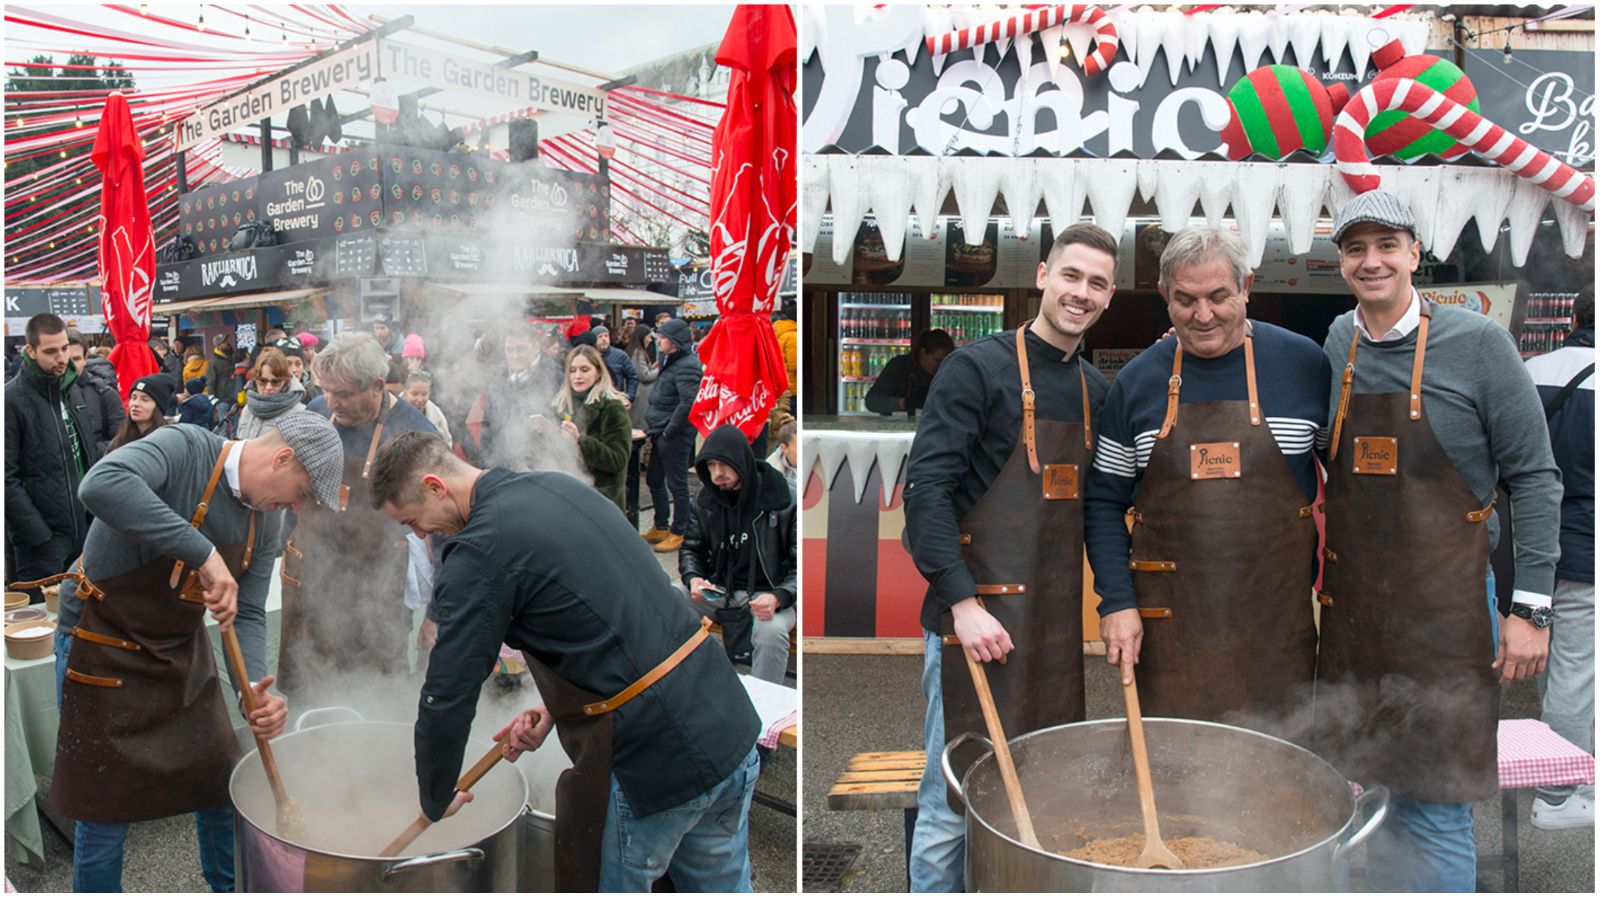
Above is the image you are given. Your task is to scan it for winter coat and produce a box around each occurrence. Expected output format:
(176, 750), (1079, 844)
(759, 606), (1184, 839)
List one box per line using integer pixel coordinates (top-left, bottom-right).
(773, 318), (797, 396)
(601, 345), (639, 400)
(678, 425), (797, 609)
(4, 359), (113, 549)
(235, 379), (307, 439)
(643, 349), (702, 443)
(73, 362), (128, 457)
(206, 347), (235, 398)
(629, 345), (658, 431)
(182, 354), (208, 385)
(569, 391), (633, 511)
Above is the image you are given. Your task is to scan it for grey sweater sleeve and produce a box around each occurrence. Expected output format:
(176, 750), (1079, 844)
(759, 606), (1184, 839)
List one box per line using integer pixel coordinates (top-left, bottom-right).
(1475, 324), (1563, 598)
(77, 436), (215, 568)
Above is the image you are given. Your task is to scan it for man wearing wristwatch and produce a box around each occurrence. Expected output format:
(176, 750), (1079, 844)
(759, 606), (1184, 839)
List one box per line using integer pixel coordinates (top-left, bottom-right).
(1313, 191), (1563, 892)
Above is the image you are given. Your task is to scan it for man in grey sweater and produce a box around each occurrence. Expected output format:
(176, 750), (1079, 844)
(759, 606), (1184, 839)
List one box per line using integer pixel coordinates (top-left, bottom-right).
(52, 413), (344, 892)
(1315, 191), (1561, 892)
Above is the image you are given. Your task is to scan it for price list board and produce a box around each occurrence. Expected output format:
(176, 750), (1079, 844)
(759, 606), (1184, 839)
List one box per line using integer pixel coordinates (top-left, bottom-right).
(335, 235), (377, 278)
(48, 287), (95, 317)
(379, 235), (427, 276)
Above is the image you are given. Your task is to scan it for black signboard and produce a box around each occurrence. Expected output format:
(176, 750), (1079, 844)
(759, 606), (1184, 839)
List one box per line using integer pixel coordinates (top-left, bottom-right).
(334, 234), (378, 277)
(179, 177), (259, 256)
(5, 288), (52, 317)
(259, 154), (385, 246)
(424, 237), (488, 277)
(379, 234), (428, 276)
(1465, 49), (1594, 167)
(379, 148), (499, 234)
(48, 286), (95, 316)
(488, 158), (611, 244)
(155, 239), (332, 302)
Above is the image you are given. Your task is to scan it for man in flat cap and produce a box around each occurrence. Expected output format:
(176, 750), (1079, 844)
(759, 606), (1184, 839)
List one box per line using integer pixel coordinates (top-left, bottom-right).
(42, 411), (344, 891)
(1313, 189), (1562, 891)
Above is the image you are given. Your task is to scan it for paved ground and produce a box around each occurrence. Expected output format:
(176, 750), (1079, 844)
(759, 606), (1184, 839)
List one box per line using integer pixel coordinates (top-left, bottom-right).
(802, 651), (1596, 893)
(6, 501), (798, 893)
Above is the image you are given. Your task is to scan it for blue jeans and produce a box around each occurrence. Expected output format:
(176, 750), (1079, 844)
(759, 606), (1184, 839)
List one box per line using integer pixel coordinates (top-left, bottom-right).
(53, 631), (236, 892)
(909, 630), (964, 892)
(598, 744), (759, 891)
(1362, 570), (1497, 893)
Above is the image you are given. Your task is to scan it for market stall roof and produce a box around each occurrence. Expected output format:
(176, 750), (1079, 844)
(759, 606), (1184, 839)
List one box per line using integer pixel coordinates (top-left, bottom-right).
(436, 284), (677, 304)
(571, 287), (679, 305)
(153, 287), (324, 317)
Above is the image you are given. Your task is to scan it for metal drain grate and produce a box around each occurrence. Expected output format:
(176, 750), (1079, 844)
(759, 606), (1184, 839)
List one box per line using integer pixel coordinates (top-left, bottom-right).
(802, 842), (863, 893)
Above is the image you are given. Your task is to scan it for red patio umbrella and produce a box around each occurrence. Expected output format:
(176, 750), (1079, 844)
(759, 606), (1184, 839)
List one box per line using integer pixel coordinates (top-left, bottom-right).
(91, 92), (160, 403)
(688, 4), (796, 440)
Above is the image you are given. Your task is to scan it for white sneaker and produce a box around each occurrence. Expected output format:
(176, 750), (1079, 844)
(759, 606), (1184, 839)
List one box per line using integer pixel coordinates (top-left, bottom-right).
(1530, 792), (1595, 831)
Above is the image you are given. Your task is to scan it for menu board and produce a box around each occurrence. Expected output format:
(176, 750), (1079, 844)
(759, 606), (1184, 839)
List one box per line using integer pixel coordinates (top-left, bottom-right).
(48, 286), (95, 316)
(334, 234), (377, 277)
(379, 235), (428, 276)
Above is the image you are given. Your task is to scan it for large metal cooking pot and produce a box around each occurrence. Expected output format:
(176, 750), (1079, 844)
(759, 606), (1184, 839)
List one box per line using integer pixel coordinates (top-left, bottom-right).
(511, 719), (572, 891)
(942, 718), (1389, 891)
(230, 714), (527, 891)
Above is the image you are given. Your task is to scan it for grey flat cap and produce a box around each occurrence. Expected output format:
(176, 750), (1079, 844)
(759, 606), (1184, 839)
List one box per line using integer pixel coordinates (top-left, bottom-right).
(1332, 190), (1416, 245)
(272, 410), (345, 510)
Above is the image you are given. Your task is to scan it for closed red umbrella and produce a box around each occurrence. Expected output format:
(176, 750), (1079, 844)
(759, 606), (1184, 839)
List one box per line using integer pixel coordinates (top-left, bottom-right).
(91, 92), (159, 402)
(688, 4), (796, 440)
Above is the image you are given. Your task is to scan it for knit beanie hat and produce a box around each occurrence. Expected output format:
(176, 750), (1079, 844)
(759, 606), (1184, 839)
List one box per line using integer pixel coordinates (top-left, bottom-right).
(402, 333), (426, 360)
(129, 373), (177, 412)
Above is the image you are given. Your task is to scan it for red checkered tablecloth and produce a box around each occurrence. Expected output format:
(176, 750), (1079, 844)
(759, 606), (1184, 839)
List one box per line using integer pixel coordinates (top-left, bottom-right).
(1498, 719), (1595, 789)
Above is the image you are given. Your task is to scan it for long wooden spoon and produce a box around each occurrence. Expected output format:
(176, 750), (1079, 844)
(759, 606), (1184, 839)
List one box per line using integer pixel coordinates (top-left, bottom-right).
(1123, 672), (1182, 869)
(220, 626), (304, 839)
(964, 650), (1042, 849)
(378, 727), (524, 857)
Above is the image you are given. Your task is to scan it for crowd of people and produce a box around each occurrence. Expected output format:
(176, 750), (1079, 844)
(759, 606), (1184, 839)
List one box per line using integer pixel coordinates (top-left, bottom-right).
(4, 303), (799, 892)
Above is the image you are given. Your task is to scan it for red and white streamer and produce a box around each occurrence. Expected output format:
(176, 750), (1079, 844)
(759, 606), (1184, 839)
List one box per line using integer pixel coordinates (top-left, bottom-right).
(1334, 78), (1595, 211)
(924, 4), (1118, 77)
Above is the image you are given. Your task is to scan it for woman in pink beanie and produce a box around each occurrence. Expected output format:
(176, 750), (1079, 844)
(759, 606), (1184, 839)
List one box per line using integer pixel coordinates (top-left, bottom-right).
(402, 333), (426, 371)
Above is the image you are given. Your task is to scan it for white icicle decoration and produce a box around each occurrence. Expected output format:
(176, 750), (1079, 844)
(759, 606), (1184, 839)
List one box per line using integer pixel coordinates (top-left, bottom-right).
(1207, 13), (1242, 88)
(1381, 166), (1438, 250)
(827, 155), (863, 265)
(1348, 19), (1380, 79)
(1197, 160), (1236, 227)
(910, 156), (949, 241)
(1504, 177), (1552, 268)
(924, 5), (954, 74)
(1137, 158), (1160, 204)
(1133, 9), (1169, 89)
(1235, 9), (1269, 72)
(1264, 10), (1291, 64)
(1431, 168), (1510, 262)
(951, 156), (1002, 245)
(1000, 158), (1041, 239)
(1319, 14), (1351, 70)
(1042, 23), (1068, 85)
(1553, 195), (1589, 259)
(1397, 19), (1428, 56)
(1081, 158), (1139, 239)
(1287, 14), (1321, 67)
(1154, 161), (1204, 233)
(861, 156), (914, 262)
(1110, 6), (1138, 65)
(1276, 165), (1327, 255)
(801, 155), (829, 255)
(1040, 158), (1087, 230)
(1158, 10), (1189, 87)
(1232, 162), (1282, 267)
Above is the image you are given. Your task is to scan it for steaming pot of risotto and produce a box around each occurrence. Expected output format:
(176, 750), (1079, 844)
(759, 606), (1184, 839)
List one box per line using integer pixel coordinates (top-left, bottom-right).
(940, 718), (1389, 892)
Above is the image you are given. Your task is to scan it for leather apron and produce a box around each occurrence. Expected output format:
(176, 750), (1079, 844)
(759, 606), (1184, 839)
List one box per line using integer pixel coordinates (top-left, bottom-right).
(1128, 335), (1318, 738)
(278, 395), (411, 694)
(48, 443), (257, 823)
(939, 326), (1091, 740)
(519, 619), (714, 891)
(1316, 307), (1499, 803)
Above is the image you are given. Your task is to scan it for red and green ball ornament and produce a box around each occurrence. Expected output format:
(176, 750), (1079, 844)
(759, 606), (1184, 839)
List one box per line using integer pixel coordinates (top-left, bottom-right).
(1220, 66), (1351, 161)
(1364, 38), (1479, 160)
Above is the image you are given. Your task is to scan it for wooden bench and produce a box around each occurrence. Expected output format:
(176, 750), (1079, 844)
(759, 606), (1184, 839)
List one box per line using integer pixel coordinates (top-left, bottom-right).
(827, 750), (925, 882)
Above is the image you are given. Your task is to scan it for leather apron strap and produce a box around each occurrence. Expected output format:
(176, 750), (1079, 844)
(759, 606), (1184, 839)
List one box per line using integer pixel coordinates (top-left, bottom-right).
(582, 618), (714, 715)
(168, 441), (236, 589)
(1014, 326), (1040, 475)
(1157, 335), (1261, 437)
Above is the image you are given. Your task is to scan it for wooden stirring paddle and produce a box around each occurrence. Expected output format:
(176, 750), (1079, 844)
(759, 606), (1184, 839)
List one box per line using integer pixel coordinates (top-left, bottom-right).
(1122, 672), (1183, 870)
(378, 727), (523, 857)
(964, 651), (1042, 850)
(220, 626), (304, 839)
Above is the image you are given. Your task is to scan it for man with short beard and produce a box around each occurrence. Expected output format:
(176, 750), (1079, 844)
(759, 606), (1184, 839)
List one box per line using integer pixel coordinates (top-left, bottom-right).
(275, 332), (437, 704)
(1085, 226), (1330, 739)
(903, 224), (1115, 890)
(1314, 190), (1560, 891)
(593, 326), (639, 403)
(480, 327), (562, 470)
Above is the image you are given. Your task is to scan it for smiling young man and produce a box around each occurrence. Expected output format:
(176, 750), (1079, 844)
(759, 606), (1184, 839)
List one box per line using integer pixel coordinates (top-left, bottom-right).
(1314, 190), (1562, 891)
(1084, 227), (1329, 740)
(903, 223), (1115, 891)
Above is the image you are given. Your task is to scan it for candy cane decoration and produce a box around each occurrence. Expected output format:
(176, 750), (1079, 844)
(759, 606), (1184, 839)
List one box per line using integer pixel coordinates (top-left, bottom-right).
(1334, 78), (1595, 211)
(924, 4), (1119, 77)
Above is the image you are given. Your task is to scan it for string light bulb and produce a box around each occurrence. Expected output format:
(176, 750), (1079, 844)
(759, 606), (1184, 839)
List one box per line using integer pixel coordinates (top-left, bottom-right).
(1502, 32), (1514, 64)
(282, 22), (288, 44)
(139, 3), (147, 13)
(197, 5), (206, 32)
(244, 15), (252, 38)
(74, 115), (83, 128)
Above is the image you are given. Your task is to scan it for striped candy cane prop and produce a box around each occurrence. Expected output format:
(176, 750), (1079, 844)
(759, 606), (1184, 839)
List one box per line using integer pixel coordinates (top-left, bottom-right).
(924, 4), (1119, 77)
(1334, 78), (1595, 211)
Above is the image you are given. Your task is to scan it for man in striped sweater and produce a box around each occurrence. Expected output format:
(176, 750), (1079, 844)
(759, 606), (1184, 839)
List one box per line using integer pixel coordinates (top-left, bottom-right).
(1084, 226), (1330, 738)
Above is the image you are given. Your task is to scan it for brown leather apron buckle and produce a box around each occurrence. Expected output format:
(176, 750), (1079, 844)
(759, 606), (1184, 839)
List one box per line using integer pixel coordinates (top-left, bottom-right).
(177, 572), (208, 604)
(1466, 503), (1493, 523)
(279, 556), (302, 587)
(65, 668), (124, 688)
(1316, 591), (1334, 607)
(1129, 561), (1177, 573)
(1298, 505), (1315, 519)
(1322, 547), (1339, 564)
(958, 533), (973, 546)
(582, 619), (713, 716)
(75, 574), (105, 602)
(1127, 507), (1144, 524)
(1042, 464), (1079, 500)
(974, 584), (1025, 597)
(71, 626), (141, 652)
(1137, 607), (1173, 619)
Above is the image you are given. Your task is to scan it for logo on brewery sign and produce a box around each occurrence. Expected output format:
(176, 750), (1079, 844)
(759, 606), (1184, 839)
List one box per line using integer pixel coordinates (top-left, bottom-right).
(201, 256), (259, 289)
(604, 252), (630, 277)
(267, 174), (327, 232)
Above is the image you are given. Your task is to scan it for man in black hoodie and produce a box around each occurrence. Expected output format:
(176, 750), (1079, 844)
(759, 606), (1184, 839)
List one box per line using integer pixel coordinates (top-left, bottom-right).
(679, 424), (797, 684)
(4, 315), (116, 603)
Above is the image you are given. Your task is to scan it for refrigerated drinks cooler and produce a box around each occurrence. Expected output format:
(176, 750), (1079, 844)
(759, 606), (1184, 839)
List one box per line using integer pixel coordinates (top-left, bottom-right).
(930, 293), (1004, 347)
(838, 292), (912, 415)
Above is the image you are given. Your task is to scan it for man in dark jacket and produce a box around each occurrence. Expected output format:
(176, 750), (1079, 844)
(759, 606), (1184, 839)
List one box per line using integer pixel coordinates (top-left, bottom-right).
(368, 432), (761, 891)
(4, 314), (117, 603)
(205, 334), (235, 399)
(480, 326), (562, 470)
(62, 330), (125, 458)
(642, 318), (702, 552)
(679, 424), (796, 683)
(593, 326), (639, 402)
